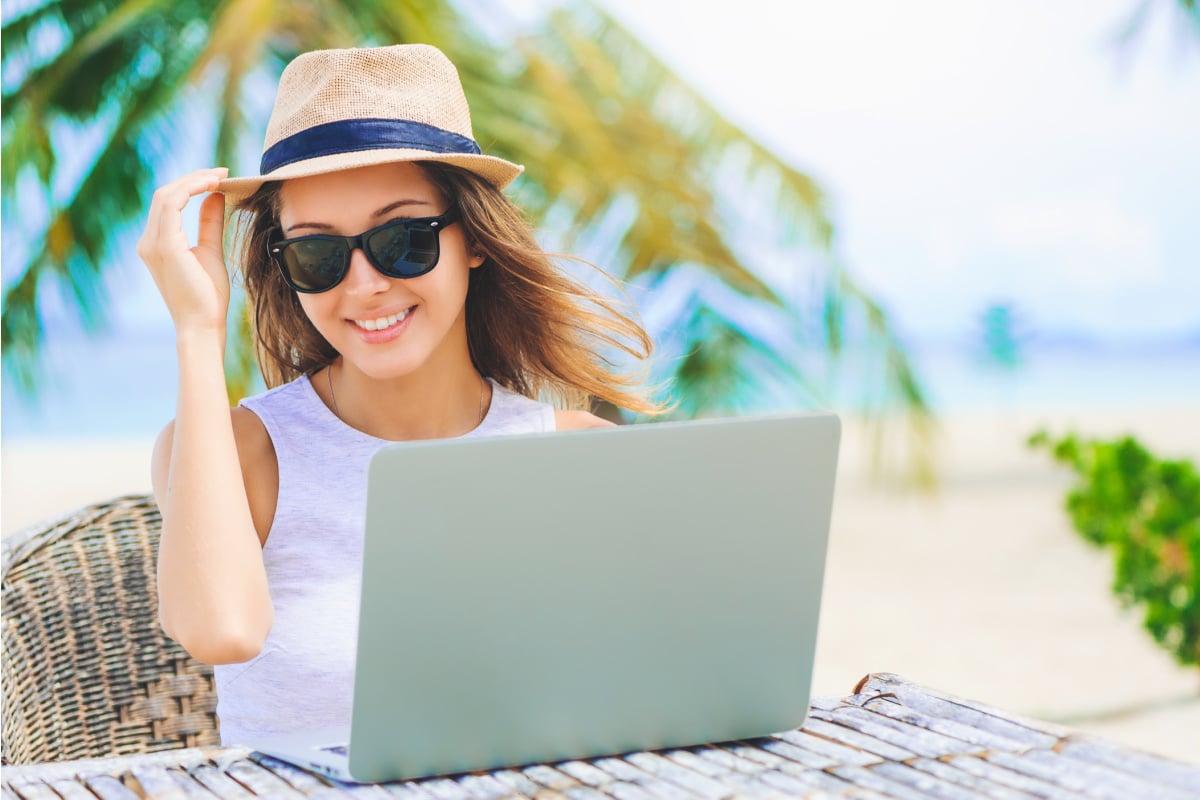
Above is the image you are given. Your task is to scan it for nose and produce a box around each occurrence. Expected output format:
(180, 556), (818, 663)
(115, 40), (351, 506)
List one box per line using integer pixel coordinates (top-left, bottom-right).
(341, 247), (389, 296)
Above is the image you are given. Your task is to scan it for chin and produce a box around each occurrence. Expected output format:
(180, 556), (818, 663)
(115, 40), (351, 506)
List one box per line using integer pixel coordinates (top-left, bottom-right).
(350, 355), (430, 382)
(353, 339), (463, 380)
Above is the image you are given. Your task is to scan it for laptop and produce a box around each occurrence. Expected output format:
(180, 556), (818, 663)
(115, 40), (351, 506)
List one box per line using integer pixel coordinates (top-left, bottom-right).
(252, 412), (840, 783)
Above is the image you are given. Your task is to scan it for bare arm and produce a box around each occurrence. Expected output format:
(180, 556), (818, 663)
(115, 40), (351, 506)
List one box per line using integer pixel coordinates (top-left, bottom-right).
(141, 168), (274, 664)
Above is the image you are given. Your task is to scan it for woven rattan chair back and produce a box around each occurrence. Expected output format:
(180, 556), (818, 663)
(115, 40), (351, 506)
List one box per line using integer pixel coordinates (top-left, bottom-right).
(2, 495), (219, 764)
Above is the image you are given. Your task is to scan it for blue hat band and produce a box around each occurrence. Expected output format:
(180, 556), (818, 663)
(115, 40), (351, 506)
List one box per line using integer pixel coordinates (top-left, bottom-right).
(260, 118), (482, 175)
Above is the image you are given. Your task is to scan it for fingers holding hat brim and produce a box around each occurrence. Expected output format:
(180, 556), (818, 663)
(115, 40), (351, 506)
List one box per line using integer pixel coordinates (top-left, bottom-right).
(217, 150), (524, 204)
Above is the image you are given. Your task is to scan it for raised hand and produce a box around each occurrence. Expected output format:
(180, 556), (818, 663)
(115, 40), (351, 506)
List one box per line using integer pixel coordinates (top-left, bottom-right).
(137, 167), (231, 336)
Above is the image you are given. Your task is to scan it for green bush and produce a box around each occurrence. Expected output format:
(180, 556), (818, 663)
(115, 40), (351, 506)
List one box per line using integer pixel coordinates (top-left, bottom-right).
(1029, 431), (1200, 668)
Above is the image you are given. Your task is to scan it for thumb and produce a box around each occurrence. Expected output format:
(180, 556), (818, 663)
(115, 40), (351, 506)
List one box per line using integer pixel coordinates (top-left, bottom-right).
(196, 192), (226, 256)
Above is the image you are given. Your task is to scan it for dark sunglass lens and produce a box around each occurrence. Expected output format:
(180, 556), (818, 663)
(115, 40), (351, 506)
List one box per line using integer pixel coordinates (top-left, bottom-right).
(367, 222), (439, 277)
(282, 240), (347, 291)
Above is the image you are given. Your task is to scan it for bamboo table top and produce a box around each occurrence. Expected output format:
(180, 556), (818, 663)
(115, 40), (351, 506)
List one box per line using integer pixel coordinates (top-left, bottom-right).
(4, 673), (1197, 800)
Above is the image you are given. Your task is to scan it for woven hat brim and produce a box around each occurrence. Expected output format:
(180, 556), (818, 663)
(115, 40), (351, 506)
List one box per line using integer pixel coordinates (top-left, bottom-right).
(217, 149), (524, 204)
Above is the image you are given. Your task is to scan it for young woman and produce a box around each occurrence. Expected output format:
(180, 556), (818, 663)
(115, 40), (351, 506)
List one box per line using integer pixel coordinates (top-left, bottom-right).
(138, 44), (657, 744)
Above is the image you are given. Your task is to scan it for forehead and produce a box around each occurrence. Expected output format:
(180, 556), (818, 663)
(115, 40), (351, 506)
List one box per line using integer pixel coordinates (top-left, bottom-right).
(278, 162), (441, 226)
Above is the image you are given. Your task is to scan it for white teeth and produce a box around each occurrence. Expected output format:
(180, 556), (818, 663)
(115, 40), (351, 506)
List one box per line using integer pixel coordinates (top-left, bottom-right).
(353, 308), (411, 331)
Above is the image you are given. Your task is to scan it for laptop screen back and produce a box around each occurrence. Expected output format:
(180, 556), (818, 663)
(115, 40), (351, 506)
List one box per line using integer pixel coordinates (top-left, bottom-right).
(350, 412), (840, 782)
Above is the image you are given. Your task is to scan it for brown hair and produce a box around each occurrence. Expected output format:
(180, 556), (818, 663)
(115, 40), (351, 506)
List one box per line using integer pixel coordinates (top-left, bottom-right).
(230, 162), (659, 415)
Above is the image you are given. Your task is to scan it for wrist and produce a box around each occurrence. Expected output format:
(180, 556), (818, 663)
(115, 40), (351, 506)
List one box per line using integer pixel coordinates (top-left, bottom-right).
(175, 326), (227, 355)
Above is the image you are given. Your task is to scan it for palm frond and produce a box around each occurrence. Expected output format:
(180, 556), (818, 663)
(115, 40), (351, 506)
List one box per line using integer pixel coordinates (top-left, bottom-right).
(504, 9), (788, 301)
(3, 1), (215, 384)
(499, 3), (931, 458)
(825, 265), (937, 487)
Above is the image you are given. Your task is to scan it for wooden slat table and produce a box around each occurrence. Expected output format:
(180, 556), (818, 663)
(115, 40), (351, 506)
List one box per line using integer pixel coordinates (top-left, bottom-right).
(4, 674), (1197, 800)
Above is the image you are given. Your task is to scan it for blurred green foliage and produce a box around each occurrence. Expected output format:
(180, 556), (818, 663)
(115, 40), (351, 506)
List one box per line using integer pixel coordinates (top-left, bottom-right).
(1030, 431), (1200, 668)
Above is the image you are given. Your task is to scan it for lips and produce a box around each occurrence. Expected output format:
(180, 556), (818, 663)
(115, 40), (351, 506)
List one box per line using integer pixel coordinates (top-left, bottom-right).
(352, 306), (413, 331)
(347, 305), (416, 343)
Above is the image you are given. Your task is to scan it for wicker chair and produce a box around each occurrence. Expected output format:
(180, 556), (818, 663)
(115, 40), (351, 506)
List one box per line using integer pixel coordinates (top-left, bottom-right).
(2, 495), (220, 764)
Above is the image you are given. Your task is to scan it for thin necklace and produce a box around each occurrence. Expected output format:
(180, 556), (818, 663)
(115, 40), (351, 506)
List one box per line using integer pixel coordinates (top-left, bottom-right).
(327, 362), (340, 418)
(326, 363), (487, 428)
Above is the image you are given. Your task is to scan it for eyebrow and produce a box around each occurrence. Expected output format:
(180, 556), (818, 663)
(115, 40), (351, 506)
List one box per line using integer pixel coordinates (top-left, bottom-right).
(284, 199), (433, 233)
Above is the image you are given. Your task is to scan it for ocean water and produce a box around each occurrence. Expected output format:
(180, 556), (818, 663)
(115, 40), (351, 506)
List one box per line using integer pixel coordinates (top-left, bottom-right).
(3, 333), (190, 440)
(872, 344), (1200, 415)
(2, 333), (1198, 440)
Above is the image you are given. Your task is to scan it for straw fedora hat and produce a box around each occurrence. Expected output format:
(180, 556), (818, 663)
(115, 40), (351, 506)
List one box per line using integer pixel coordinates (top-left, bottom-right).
(217, 43), (524, 203)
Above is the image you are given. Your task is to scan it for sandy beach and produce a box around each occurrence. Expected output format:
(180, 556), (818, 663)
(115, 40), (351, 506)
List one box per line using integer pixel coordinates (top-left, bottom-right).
(3, 405), (1198, 763)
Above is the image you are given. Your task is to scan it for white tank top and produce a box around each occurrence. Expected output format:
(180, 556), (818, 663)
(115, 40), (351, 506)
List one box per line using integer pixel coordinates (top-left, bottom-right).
(213, 375), (556, 745)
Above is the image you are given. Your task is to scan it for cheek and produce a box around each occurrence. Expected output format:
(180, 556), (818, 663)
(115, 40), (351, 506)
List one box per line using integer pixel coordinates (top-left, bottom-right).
(433, 260), (473, 304)
(440, 227), (475, 266)
(296, 294), (337, 330)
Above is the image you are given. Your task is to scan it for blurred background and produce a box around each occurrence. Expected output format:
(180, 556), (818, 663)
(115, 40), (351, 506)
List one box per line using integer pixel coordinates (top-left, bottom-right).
(3, 0), (1198, 762)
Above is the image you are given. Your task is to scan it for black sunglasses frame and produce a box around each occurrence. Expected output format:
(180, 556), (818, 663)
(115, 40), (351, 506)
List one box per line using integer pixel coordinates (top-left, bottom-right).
(267, 207), (461, 293)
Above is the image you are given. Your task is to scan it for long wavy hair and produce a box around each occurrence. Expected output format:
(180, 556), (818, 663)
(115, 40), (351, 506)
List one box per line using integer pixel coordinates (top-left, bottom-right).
(230, 161), (659, 414)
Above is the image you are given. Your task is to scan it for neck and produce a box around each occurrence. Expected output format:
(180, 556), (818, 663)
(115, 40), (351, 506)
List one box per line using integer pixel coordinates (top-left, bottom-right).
(326, 356), (490, 441)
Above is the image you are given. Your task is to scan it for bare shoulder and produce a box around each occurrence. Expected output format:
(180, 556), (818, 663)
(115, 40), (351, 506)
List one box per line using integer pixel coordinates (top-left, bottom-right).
(554, 409), (616, 431)
(230, 406), (273, 462)
(155, 407), (275, 473)
(230, 407), (278, 545)
(150, 408), (278, 546)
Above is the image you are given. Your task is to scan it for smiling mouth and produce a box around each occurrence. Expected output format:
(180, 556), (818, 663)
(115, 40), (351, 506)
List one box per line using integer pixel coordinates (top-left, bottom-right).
(351, 307), (414, 331)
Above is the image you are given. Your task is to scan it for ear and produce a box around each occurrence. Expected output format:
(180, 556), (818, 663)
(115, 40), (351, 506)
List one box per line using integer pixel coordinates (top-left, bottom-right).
(468, 249), (487, 269)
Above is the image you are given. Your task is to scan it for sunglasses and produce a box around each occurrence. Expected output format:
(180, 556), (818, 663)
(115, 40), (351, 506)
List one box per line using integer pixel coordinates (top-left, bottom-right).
(268, 207), (461, 293)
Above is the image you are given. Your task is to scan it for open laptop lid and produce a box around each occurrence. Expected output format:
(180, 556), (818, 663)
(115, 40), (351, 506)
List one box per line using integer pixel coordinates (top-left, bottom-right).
(349, 412), (840, 782)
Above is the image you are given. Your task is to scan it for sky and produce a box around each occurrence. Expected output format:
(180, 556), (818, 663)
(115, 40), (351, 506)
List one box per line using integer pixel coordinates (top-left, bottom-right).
(592, 0), (1200, 344)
